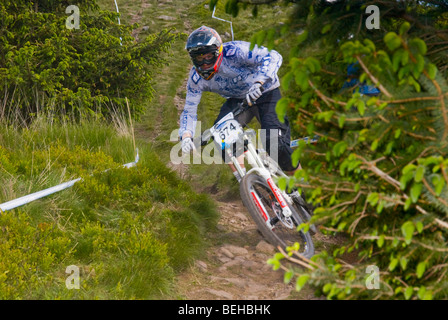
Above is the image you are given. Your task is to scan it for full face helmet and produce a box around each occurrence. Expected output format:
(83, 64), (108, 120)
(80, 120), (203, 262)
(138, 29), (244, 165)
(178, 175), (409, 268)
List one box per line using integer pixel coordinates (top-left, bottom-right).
(186, 26), (223, 80)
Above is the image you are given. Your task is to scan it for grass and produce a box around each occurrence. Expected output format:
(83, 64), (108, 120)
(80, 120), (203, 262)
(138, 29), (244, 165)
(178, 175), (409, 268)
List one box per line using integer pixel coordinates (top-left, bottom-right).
(0, 115), (219, 299)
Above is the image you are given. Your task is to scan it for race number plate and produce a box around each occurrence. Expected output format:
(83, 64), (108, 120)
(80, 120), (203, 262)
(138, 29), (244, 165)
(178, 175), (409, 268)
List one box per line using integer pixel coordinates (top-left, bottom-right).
(212, 119), (243, 150)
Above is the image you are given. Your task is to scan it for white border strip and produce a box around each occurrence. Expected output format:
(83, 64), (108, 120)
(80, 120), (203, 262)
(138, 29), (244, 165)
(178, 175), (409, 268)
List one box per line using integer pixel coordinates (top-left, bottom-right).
(0, 149), (139, 213)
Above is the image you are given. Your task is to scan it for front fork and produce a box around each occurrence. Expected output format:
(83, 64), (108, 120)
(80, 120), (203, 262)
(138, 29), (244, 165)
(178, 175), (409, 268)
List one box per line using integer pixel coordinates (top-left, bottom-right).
(250, 168), (293, 219)
(228, 142), (293, 222)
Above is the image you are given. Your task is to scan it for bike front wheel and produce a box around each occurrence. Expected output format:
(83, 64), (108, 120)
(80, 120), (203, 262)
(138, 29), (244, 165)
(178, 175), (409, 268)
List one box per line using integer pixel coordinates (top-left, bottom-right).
(240, 173), (315, 259)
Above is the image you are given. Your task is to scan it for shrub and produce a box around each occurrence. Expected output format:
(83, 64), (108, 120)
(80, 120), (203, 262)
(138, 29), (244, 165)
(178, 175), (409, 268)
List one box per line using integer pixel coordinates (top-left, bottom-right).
(0, 0), (178, 122)
(215, 0), (448, 299)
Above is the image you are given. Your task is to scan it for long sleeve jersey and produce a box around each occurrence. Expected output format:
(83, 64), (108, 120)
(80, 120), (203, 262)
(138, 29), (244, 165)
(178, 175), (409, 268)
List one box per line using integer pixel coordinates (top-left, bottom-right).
(179, 40), (283, 138)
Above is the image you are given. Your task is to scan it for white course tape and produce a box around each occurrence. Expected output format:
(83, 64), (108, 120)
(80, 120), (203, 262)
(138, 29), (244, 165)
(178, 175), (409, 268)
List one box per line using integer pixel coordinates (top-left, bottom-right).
(0, 148), (139, 213)
(290, 136), (319, 148)
(114, 0), (122, 44)
(212, 6), (234, 41)
(114, 0), (121, 25)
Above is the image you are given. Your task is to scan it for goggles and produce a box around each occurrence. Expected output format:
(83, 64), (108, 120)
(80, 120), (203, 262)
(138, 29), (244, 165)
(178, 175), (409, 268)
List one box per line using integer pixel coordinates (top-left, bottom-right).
(190, 50), (218, 67)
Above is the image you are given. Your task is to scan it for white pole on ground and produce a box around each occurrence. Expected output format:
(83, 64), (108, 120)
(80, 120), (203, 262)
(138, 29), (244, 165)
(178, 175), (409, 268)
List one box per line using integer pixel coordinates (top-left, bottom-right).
(0, 149), (139, 213)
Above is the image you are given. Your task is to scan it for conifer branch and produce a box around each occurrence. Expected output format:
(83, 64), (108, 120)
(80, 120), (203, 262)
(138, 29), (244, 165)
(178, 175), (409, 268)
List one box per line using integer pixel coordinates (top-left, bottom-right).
(427, 77), (448, 140)
(355, 55), (393, 98)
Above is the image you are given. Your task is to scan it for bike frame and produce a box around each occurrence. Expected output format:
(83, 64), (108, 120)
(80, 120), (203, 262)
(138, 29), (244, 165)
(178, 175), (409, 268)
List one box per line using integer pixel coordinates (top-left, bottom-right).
(207, 116), (294, 229)
(232, 132), (292, 217)
(197, 101), (315, 254)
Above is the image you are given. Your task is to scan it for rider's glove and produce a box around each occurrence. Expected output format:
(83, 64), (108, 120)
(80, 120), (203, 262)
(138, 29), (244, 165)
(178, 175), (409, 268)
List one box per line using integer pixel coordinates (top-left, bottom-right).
(181, 137), (195, 154)
(246, 82), (263, 106)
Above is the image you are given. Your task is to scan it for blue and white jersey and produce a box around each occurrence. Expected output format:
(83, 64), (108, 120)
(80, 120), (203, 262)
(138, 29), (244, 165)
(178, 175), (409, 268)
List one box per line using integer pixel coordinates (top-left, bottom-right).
(179, 40), (283, 138)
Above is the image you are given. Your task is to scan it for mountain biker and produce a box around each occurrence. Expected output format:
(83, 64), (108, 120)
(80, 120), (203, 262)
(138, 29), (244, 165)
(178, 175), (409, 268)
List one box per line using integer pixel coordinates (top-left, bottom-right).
(179, 26), (298, 182)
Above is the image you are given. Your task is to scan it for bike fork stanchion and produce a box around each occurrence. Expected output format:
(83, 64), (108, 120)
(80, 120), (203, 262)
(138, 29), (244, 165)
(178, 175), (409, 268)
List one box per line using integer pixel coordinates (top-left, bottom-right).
(229, 152), (246, 180)
(245, 169), (292, 219)
(250, 188), (274, 230)
(246, 138), (265, 168)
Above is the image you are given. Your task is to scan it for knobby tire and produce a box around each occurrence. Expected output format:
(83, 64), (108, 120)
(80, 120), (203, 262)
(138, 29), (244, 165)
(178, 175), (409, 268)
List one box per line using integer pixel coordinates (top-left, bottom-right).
(240, 173), (315, 259)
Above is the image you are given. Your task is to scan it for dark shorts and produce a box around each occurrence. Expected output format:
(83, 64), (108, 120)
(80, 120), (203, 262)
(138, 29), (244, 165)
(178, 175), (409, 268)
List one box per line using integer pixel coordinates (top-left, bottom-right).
(214, 88), (298, 172)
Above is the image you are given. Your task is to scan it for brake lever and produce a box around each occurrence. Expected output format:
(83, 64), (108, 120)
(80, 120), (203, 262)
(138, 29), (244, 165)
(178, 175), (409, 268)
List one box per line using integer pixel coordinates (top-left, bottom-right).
(245, 85), (265, 107)
(195, 128), (213, 147)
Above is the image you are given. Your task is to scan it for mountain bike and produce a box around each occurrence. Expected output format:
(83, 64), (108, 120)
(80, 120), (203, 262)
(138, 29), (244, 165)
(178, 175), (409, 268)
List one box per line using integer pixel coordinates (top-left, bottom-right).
(197, 100), (315, 259)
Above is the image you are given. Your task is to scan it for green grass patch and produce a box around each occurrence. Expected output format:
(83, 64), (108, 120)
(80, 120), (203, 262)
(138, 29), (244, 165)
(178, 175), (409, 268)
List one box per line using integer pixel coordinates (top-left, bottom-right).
(0, 118), (218, 299)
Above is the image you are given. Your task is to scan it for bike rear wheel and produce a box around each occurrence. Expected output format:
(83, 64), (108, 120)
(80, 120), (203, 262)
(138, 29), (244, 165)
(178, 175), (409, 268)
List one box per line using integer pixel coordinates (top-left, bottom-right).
(240, 173), (314, 259)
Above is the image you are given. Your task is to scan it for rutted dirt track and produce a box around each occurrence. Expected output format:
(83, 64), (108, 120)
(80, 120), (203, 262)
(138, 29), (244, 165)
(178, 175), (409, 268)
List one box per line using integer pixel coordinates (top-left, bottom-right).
(174, 194), (318, 300)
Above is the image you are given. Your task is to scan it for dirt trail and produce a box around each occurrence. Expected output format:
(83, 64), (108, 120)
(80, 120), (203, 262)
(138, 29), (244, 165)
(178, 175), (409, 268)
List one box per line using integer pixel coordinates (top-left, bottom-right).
(174, 194), (318, 300)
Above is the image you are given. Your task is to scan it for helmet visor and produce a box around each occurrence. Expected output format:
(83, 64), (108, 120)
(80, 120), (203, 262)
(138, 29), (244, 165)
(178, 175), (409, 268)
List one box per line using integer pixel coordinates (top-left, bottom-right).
(189, 48), (218, 67)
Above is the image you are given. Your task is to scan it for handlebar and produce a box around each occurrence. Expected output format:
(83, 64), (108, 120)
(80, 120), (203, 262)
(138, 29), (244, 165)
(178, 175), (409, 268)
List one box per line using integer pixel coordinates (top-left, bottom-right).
(193, 86), (265, 148)
(194, 99), (252, 148)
